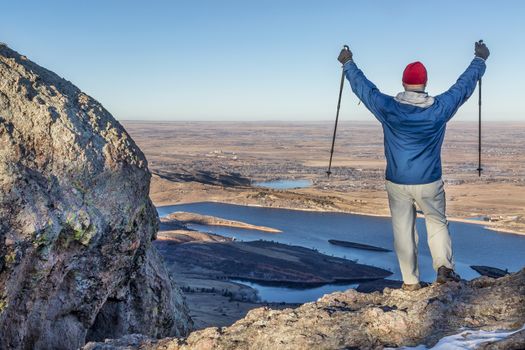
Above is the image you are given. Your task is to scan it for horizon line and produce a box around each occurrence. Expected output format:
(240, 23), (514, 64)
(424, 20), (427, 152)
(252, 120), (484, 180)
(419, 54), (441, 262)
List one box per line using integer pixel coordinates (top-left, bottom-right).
(119, 119), (525, 123)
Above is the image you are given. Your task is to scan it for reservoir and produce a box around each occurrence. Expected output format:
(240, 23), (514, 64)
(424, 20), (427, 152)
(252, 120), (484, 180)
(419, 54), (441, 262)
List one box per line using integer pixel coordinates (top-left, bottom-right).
(157, 202), (525, 302)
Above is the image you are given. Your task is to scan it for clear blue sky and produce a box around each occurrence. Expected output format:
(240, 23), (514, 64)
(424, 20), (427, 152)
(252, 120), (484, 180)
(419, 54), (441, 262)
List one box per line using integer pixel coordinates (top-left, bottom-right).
(2, 0), (524, 121)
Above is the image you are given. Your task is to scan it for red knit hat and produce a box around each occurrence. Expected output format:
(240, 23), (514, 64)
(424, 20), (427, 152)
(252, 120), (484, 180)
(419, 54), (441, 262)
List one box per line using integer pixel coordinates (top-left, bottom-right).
(402, 61), (427, 85)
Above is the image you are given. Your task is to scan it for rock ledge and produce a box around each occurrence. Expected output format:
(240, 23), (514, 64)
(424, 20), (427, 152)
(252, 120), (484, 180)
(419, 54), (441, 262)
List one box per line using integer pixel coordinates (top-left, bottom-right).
(85, 269), (524, 349)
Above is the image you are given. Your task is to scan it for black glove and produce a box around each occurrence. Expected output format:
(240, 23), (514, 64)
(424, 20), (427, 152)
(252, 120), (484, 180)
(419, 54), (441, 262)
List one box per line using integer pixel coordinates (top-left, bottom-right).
(337, 46), (353, 65)
(475, 40), (490, 60)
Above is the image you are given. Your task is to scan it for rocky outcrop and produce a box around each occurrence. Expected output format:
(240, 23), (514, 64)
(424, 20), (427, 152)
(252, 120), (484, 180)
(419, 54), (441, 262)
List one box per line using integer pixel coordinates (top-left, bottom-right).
(0, 44), (192, 349)
(84, 269), (524, 349)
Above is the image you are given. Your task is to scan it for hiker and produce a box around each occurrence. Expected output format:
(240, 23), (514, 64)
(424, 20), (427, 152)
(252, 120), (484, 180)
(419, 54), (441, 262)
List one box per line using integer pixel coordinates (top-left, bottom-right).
(337, 41), (489, 291)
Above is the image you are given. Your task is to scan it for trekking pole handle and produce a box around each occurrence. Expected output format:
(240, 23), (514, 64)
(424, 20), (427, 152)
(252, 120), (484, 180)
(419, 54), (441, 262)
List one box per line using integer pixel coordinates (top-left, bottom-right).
(343, 45), (350, 51)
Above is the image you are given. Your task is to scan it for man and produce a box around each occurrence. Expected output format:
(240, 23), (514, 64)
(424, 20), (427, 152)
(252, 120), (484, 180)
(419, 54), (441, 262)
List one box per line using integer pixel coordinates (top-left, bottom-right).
(337, 41), (489, 290)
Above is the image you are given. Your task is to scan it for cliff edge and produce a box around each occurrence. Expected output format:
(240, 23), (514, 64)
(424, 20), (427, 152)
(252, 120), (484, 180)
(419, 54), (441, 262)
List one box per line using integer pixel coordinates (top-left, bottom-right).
(0, 44), (192, 349)
(85, 269), (524, 349)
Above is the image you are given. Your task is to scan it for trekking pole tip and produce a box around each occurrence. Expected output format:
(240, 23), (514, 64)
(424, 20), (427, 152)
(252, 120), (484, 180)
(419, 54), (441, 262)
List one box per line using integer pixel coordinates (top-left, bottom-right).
(326, 170), (332, 178)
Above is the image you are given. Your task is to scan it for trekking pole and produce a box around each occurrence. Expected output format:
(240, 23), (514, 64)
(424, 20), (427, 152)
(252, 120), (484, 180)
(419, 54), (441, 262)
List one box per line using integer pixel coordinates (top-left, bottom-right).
(477, 76), (482, 177)
(327, 45), (350, 178)
(476, 39), (484, 177)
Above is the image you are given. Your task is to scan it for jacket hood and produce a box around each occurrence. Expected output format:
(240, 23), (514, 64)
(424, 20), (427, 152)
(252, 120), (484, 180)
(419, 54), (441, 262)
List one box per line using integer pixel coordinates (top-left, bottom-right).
(394, 91), (435, 108)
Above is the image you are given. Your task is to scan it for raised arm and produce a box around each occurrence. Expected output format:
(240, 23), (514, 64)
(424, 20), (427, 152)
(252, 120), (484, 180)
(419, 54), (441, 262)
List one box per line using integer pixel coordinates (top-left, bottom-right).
(437, 41), (489, 122)
(337, 47), (388, 122)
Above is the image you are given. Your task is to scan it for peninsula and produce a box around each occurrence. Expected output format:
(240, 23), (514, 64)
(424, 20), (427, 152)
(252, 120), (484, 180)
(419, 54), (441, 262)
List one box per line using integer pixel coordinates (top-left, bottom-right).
(163, 212), (281, 233)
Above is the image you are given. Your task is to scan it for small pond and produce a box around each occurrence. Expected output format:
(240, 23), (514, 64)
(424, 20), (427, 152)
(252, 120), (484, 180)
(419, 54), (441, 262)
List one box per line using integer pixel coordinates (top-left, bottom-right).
(252, 179), (312, 189)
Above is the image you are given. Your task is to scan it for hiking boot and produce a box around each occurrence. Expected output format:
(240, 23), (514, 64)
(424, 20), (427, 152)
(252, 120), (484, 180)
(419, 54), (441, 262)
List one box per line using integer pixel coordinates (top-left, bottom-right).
(401, 282), (422, 291)
(436, 266), (461, 284)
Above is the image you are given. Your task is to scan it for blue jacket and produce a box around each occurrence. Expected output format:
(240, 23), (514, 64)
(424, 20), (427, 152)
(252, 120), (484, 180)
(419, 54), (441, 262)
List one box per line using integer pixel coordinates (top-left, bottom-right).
(343, 58), (486, 185)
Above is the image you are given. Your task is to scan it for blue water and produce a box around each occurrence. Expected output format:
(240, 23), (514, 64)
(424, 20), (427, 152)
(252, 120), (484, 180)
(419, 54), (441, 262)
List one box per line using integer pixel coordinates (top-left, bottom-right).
(253, 179), (312, 189)
(157, 202), (525, 302)
(230, 280), (359, 303)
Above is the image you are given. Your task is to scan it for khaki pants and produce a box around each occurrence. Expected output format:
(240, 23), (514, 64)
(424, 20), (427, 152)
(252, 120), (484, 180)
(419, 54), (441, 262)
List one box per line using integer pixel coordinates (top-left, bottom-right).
(385, 178), (454, 284)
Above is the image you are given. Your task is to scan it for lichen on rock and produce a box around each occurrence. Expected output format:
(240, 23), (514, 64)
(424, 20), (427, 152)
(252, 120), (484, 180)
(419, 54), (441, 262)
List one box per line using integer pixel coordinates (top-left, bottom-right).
(0, 44), (192, 350)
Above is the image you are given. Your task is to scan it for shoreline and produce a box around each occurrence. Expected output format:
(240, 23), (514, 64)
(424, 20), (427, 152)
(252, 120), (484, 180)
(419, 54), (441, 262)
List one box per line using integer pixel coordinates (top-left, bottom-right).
(155, 198), (525, 236)
(230, 276), (379, 288)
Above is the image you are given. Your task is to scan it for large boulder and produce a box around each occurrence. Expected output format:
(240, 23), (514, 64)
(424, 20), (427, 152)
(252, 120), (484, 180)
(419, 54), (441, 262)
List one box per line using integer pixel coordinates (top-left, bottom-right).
(0, 44), (192, 349)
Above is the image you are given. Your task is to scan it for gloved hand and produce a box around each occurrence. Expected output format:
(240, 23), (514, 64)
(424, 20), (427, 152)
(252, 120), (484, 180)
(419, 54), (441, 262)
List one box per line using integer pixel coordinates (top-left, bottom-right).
(475, 40), (490, 60)
(337, 46), (353, 65)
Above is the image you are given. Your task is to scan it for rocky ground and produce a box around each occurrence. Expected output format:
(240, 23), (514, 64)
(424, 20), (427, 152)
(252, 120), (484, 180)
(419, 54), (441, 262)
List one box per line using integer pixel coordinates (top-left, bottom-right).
(84, 269), (525, 349)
